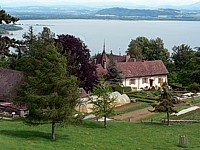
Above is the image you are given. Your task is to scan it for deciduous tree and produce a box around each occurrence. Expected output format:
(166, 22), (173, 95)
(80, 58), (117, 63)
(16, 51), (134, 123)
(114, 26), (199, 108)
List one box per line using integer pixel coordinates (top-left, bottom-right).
(55, 34), (98, 92)
(171, 44), (195, 70)
(127, 37), (170, 66)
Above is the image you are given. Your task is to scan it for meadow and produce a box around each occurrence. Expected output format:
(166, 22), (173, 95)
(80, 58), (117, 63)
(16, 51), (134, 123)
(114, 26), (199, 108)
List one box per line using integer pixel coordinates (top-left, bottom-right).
(0, 119), (200, 150)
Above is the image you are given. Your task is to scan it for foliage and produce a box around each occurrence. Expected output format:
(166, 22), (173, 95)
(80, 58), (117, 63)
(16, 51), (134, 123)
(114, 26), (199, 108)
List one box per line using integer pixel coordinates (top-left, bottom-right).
(171, 44), (195, 70)
(136, 98), (156, 103)
(22, 26), (37, 52)
(151, 86), (177, 125)
(0, 36), (15, 56)
(187, 83), (200, 93)
(168, 45), (199, 87)
(126, 37), (170, 66)
(107, 67), (122, 84)
(55, 34), (98, 92)
(14, 38), (80, 140)
(89, 80), (116, 128)
(123, 86), (132, 93)
(38, 27), (55, 44)
(109, 84), (123, 93)
(0, 9), (19, 24)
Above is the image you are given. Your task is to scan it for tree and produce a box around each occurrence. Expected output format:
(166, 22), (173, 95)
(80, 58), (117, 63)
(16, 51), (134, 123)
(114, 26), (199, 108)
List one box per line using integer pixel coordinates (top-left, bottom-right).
(55, 34), (98, 92)
(89, 79), (116, 128)
(106, 55), (122, 84)
(151, 86), (177, 125)
(126, 37), (170, 66)
(127, 39), (143, 59)
(177, 50), (200, 86)
(0, 9), (19, 24)
(171, 44), (195, 70)
(22, 26), (37, 51)
(38, 27), (55, 44)
(15, 39), (80, 140)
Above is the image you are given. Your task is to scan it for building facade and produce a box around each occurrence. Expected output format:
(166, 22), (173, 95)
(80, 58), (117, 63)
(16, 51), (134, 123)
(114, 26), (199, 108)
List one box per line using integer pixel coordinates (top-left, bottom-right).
(95, 50), (168, 90)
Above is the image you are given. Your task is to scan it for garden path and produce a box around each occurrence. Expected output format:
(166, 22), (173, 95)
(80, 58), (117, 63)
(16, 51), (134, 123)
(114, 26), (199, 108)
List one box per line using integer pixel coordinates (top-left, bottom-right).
(113, 102), (200, 122)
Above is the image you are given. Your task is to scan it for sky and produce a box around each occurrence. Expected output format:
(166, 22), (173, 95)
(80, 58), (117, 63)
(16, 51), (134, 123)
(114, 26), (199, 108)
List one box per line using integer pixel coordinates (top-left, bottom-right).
(1, 0), (200, 7)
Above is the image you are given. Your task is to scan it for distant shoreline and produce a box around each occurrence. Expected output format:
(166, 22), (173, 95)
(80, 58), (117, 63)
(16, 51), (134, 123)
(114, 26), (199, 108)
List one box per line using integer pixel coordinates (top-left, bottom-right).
(18, 18), (200, 22)
(0, 33), (14, 36)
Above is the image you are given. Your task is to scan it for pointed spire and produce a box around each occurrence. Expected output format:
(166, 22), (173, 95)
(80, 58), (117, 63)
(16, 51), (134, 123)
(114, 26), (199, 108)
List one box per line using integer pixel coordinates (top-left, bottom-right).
(103, 39), (106, 52)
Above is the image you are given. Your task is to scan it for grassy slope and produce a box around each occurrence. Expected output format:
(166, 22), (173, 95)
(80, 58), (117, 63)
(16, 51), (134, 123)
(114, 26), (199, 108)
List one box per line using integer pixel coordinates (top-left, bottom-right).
(0, 120), (200, 150)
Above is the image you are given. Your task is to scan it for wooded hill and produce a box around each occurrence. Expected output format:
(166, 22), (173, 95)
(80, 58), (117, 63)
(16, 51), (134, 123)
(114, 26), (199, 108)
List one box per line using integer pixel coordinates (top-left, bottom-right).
(95, 7), (200, 21)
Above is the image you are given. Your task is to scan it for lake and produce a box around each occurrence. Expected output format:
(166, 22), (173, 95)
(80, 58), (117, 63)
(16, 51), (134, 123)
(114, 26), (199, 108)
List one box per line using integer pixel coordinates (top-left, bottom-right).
(12, 19), (200, 55)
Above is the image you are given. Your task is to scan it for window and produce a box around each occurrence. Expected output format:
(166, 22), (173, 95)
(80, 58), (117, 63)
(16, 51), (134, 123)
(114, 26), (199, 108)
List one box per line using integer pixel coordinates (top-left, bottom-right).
(129, 79), (136, 85)
(142, 78), (148, 84)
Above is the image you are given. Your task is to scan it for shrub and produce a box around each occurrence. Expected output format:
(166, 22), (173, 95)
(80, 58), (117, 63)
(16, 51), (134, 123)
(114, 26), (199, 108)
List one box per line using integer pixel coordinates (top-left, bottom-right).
(136, 98), (155, 103)
(188, 83), (200, 93)
(162, 82), (167, 87)
(123, 86), (132, 93)
(109, 84), (123, 93)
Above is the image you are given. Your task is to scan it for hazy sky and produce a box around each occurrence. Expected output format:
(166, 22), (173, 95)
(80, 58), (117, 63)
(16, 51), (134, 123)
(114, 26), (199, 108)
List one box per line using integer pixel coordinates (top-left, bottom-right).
(1, 0), (200, 7)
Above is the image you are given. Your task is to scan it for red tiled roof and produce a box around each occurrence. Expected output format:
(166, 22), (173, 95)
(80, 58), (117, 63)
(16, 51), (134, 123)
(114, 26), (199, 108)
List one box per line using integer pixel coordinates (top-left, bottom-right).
(117, 60), (168, 78)
(0, 68), (24, 101)
(110, 54), (126, 62)
(96, 64), (108, 77)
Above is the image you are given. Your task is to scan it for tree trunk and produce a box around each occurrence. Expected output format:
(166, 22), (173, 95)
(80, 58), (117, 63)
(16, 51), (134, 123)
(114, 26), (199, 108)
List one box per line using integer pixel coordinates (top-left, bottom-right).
(104, 115), (107, 128)
(52, 120), (56, 141)
(167, 111), (170, 126)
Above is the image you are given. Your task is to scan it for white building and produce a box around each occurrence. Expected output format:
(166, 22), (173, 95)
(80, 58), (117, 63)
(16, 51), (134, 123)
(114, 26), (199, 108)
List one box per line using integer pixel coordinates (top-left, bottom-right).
(96, 50), (168, 90)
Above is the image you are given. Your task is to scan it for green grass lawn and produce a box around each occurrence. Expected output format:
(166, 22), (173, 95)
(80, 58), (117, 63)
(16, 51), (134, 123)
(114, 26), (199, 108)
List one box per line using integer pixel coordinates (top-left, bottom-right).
(1, 119), (200, 150)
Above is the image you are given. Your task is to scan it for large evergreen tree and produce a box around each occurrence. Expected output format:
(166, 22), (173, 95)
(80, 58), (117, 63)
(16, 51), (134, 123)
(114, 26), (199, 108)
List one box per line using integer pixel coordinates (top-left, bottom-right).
(15, 40), (80, 140)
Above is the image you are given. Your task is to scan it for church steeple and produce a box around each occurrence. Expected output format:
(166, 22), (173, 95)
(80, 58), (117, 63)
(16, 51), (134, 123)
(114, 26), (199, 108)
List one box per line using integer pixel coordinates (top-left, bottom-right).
(103, 39), (106, 52)
(101, 40), (108, 69)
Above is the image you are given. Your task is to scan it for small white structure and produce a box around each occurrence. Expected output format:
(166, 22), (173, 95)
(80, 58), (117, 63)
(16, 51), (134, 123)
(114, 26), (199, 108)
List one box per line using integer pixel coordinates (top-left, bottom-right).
(76, 91), (131, 113)
(173, 106), (200, 116)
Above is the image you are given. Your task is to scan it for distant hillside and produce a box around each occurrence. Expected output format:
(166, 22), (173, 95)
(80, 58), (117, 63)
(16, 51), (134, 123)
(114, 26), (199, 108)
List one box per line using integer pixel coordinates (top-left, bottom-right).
(4, 5), (200, 21)
(96, 7), (180, 17)
(95, 7), (200, 21)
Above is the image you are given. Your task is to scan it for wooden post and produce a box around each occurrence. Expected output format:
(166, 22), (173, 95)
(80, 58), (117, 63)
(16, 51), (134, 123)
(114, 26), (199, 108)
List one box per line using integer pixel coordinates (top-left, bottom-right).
(179, 135), (188, 147)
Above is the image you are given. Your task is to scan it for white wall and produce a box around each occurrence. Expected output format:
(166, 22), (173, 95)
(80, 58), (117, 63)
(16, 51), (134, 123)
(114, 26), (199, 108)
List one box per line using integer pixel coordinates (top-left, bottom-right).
(122, 75), (168, 90)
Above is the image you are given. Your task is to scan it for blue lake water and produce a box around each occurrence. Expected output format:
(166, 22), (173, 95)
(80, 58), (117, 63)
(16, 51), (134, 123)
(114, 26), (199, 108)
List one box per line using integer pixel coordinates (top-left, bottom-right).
(12, 19), (200, 55)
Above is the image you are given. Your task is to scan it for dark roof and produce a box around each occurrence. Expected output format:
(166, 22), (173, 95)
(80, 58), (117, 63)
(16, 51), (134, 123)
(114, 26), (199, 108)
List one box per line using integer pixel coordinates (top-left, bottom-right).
(117, 60), (169, 78)
(96, 52), (132, 64)
(0, 68), (24, 101)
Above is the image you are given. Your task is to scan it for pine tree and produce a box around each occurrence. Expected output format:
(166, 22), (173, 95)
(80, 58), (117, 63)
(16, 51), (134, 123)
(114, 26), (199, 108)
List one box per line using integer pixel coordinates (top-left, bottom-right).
(15, 40), (80, 140)
(151, 86), (177, 125)
(89, 79), (116, 128)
